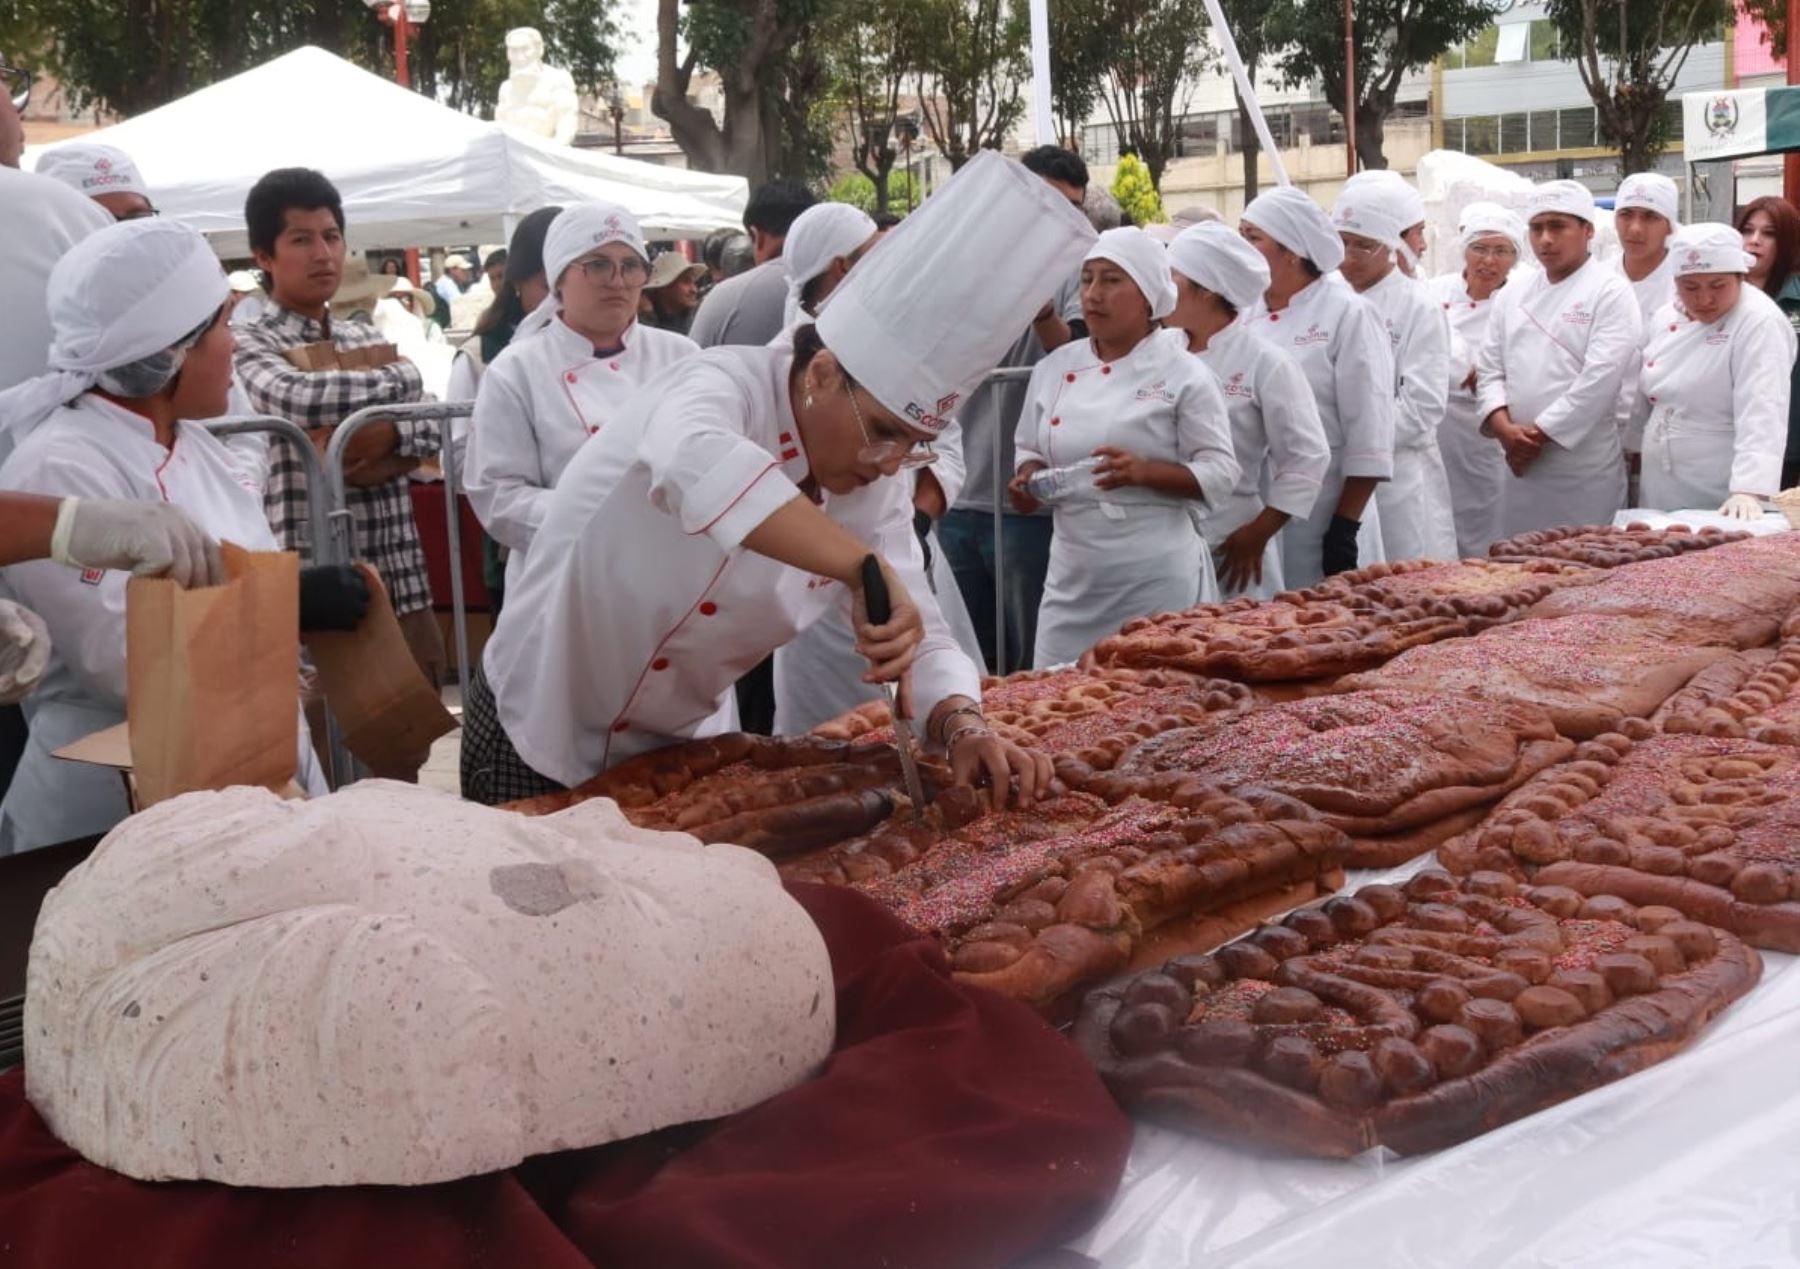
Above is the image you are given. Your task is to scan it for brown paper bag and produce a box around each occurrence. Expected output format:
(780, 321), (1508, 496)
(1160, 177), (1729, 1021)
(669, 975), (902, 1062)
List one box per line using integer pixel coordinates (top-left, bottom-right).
(305, 563), (456, 774)
(126, 545), (300, 808)
(281, 341), (399, 372)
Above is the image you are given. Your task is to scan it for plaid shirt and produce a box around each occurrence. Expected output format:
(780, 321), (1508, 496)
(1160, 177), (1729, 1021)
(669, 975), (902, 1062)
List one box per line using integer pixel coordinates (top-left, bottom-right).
(234, 302), (438, 615)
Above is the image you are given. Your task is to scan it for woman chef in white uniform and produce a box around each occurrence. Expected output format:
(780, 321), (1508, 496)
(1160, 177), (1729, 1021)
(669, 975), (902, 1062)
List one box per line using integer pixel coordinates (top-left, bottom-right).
(1238, 186), (1395, 586)
(1331, 180), (1458, 563)
(768, 204), (984, 733)
(1429, 202), (1526, 557)
(0, 219), (357, 852)
(1165, 222), (1330, 599)
(460, 152), (1088, 806)
(464, 203), (699, 591)
(1008, 228), (1239, 667)
(1626, 222), (1797, 516)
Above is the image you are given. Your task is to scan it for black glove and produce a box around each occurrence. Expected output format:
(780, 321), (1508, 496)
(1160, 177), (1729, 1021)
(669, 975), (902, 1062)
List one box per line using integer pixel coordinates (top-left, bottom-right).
(913, 507), (934, 575)
(300, 564), (372, 633)
(1321, 515), (1360, 577)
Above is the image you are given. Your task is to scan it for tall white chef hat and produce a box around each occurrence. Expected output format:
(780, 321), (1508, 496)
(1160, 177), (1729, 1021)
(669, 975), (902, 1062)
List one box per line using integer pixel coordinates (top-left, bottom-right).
(782, 203), (878, 325)
(1086, 227), (1178, 321)
(1669, 222), (1756, 276)
(818, 150), (1095, 435)
(1241, 185), (1345, 273)
(1528, 179), (1597, 224)
(1457, 201), (1527, 256)
(1614, 172), (1680, 228)
(0, 218), (228, 441)
(543, 201), (647, 288)
(34, 142), (150, 204)
(1167, 221), (1271, 312)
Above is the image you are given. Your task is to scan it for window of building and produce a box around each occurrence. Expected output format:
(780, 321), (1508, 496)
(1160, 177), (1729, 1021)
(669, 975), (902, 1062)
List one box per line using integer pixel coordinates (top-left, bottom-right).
(1496, 23), (1530, 63)
(1560, 106), (1597, 149)
(1455, 26), (1501, 69)
(1500, 112), (1530, 153)
(1529, 19), (1561, 61)
(1529, 110), (1559, 151)
(1466, 115), (1501, 155)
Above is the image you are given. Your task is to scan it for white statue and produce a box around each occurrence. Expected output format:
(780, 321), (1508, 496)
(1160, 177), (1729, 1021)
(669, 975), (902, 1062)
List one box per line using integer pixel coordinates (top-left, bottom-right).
(495, 26), (579, 146)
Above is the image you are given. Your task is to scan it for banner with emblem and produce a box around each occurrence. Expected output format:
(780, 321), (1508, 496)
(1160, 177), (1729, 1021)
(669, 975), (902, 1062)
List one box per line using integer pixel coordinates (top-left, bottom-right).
(1682, 88), (1770, 163)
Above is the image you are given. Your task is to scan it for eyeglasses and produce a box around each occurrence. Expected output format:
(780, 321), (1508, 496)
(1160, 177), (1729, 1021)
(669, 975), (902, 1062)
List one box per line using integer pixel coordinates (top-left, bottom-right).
(845, 382), (937, 471)
(575, 255), (650, 285)
(2, 61), (30, 113)
(1467, 243), (1517, 261)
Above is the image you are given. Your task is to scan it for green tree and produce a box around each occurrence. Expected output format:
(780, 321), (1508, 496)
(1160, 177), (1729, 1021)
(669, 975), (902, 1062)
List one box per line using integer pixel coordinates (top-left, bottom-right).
(1083, 0), (1212, 191)
(1265, 0), (1492, 170)
(829, 168), (920, 212)
(1047, 0), (1107, 150)
(1111, 152), (1164, 223)
(1545, 0), (1732, 176)
(1215, 0), (1271, 205)
(830, 0), (926, 213)
(911, 0), (1028, 170)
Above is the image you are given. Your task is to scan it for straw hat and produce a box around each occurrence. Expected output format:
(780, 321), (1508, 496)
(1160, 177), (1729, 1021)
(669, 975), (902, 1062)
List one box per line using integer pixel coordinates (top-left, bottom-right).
(331, 256), (399, 322)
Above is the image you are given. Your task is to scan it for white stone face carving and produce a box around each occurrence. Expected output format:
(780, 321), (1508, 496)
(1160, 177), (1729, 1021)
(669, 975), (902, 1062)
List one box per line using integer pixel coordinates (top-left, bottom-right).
(25, 781), (835, 1187)
(495, 26), (579, 146)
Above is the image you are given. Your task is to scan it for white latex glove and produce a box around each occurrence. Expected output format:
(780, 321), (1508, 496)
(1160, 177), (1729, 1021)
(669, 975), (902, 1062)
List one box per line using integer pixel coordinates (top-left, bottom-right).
(0, 600), (51, 705)
(1719, 493), (1764, 521)
(49, 498), (225, 588)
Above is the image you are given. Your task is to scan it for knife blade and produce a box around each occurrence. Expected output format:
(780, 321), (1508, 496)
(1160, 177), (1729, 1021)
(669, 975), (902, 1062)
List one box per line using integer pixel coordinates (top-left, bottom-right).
(859, 554), (930, 812)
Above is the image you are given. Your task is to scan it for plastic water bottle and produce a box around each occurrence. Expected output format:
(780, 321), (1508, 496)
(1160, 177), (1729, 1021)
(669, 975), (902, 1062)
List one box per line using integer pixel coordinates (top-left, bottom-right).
(1025, 456), (1103, 505)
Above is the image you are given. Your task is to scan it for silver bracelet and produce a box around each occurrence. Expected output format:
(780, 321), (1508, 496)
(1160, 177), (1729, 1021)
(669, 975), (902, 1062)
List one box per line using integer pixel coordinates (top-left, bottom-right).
(946, 723), (994, 752)
(935, 705), (985, 747)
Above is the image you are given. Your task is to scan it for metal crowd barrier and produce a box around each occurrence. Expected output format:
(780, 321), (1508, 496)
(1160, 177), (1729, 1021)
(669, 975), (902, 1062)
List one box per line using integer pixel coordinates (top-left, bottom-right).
(974, 366), (1037, 674)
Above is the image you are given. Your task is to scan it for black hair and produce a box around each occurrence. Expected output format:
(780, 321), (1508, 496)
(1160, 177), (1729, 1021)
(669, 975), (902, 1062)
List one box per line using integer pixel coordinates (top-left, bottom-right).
(744, 179), (818, 238)
(1301, 258), (1323, 280)
(799, 271), (832, 316)
(872, 210), (903, 230)
(1020, 145), (1089, 192)
(484, 248), (508, 273)
(791, 321), (827, 372)
(702, 226), (739, 271)
(476, 205), (562, 339)
(245, 167), (344, 257)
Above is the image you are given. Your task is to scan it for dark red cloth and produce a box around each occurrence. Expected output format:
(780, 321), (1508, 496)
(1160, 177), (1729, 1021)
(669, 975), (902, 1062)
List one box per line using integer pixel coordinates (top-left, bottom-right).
(0, 883), (1130, 1269)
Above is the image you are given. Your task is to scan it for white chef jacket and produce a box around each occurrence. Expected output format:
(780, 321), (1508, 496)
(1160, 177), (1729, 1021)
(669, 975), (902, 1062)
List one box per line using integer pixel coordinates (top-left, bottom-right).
(1243, 276), (1396, 587)
(1016, 328), (1239, 666)
(0, 168), (112, 467)
(1429, 270), (1511, 557)
(0, 396), (325, 853)
(1477, 256), (1642, 536)
(1191, 321), (1329, 598)
(1627, 286), (1797, 509)
(1360, 268), (1458, 562)
(483, 345), (982, 787)
(464, 315), (698, 590)
(1609, 251), (1678, 325)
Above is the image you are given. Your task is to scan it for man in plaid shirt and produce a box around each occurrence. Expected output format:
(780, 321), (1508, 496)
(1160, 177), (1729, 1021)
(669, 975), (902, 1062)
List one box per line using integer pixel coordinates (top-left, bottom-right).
(235, 167), (443, 780)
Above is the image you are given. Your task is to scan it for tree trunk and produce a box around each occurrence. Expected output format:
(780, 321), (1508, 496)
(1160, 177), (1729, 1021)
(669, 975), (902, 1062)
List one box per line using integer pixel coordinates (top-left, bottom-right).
(1144, 143), (1170, 191)
(1236, 98), (1261, 205)
(1354, 104), (1388, 170)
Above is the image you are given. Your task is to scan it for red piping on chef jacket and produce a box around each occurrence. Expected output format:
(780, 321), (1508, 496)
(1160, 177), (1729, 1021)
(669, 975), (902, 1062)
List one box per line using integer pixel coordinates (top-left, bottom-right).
(689, 462), (781, 537)
(559, 358), (605, 435)
(603, 554), (734, 769)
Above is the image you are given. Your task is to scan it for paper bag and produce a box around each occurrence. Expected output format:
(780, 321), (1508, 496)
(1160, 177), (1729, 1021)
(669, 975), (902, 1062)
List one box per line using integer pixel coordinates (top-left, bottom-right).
(281, 341), (399, 372)
(126, 545), (300, 808)
(305, 563), (456, 774)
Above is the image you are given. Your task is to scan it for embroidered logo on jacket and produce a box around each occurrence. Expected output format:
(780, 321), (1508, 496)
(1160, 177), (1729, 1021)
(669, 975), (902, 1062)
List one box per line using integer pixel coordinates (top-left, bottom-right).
(1294, 323), (1329, 346)
(79, 568), (105, 586)
(1560, 302), (1594, 326)
(1221, 371), (1254, 400)
(1134, 380), (1176, 404)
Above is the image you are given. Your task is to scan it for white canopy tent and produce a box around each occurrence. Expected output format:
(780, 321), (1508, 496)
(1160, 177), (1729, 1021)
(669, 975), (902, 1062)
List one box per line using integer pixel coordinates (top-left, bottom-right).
(27, 46), (747, 256)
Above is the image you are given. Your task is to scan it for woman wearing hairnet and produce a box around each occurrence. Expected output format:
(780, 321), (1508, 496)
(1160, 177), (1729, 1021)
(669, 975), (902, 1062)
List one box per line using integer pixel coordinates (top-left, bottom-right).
(1009, 227), (1239, 667)
(0, 218), (365, 853)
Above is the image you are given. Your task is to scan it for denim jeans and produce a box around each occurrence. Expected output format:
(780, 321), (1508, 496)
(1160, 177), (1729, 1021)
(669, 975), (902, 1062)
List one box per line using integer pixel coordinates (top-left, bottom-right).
(938, 509), (1053, 675)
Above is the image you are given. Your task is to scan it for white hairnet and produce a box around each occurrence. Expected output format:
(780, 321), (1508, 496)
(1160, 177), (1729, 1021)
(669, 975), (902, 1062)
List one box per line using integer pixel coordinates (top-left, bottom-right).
(1529, 179), (1597, 225)
(781, 203), (877, 325)
(1086, 227), (1178, 321)
(1615, 173), (1680, 229)
(543, 201), (647, 288)
(1242, 186), (1345, 273)
(1342, 170), (1425, 228)
(1167, 222), (1271, 312)
(0, 218), (227, 442)
(1458, 201), (1527, 256)
(1669, 222), (1756, 276)
(34, 142), (149, 205)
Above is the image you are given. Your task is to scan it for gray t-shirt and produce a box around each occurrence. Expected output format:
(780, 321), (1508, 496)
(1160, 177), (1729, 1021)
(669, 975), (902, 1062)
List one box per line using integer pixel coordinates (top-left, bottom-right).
(954, 271), (1084, 515)
(688, 257), (790, 348)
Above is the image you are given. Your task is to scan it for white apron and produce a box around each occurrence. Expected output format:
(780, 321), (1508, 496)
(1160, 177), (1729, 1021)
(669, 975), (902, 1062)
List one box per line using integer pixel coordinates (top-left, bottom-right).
(1192, 322), (1331, 600)
(1362, 269), (1458, 562)
(465, 316), (699, 591)
(1015, 330), (1239, 668)
(0, 397), (325, 853)
(1244, 277), (1397, 587)
(1429, 271), (1509, 557)
(1476, 258), (1643, 536)
(484, 346), (981, 786)
(1630, 287), (1797, 511)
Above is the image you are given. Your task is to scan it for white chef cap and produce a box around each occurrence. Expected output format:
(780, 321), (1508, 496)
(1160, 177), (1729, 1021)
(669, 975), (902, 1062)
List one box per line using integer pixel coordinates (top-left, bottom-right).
(782, 203), (877, 325)
(0, 219), (227, 441)
(1167, 221), (1271, 312)
(1528, 179), (1597, 224)
(1457, 201), (1526, 256)
(1669, 222), (1756, 276)
(34, 142), (149, 204)
(1330, 188), (1405, 252)
(1614, 172), (1680, 228)
(543, 201), (647, 288)
(1342, 169), (1426, 228)
(1144, 222), (1182, 245)
(1086, 227), (1178, 321)
(818, 150), (1094, 435)
(1242, 186), (1345, 273)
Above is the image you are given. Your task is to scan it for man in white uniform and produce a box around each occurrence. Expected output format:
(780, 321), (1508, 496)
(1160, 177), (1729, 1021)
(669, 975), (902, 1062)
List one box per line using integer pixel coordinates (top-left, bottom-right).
(1332, 182), (1458, 563)
(1477, 180), (1643, 536)
(1608, 172), (1680, 323)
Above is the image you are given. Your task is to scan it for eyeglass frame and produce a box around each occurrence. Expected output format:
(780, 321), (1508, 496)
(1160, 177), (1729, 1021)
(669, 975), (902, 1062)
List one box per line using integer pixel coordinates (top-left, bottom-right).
(1338, 235), (1391, 259)
(573, 253), (651, 286)
(842, 379), (937, 471)
(1, 60), (31, 113)
(1466, 241), (1519, 261)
